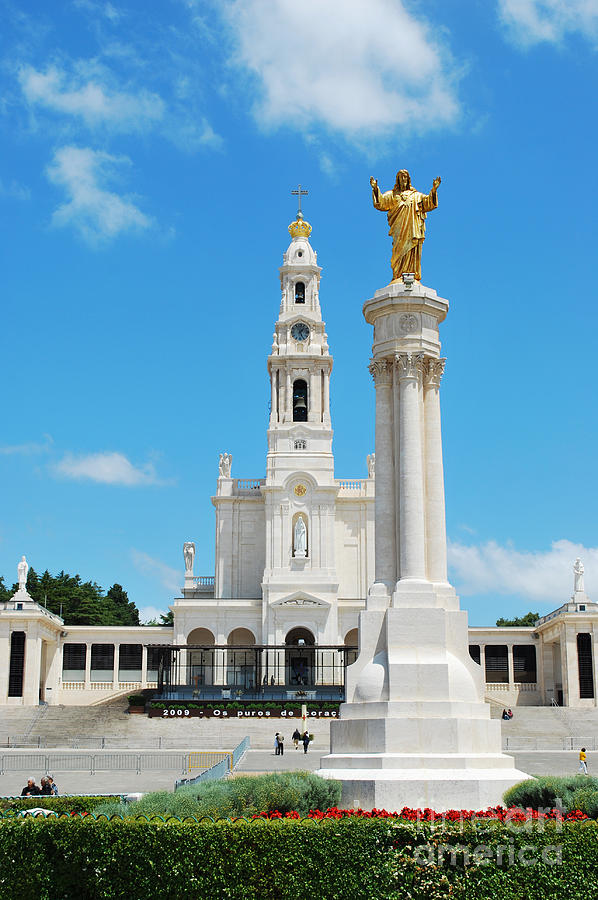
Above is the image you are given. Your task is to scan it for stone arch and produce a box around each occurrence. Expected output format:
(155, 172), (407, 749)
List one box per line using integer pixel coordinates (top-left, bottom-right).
(227, 627), (256, 646)
(187, 627), (215, 688)
(227, 628), (257, 689)
(187, 627), (215, 645)
(344, 627), (359, 666)
(285, 627), (315, 687)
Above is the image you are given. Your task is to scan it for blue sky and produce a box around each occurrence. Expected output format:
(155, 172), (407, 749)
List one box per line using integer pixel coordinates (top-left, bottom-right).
(2, 0), (598, 624)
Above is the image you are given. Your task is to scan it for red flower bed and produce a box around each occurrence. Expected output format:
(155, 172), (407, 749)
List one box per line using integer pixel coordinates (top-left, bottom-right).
(250, 805), (588, 822)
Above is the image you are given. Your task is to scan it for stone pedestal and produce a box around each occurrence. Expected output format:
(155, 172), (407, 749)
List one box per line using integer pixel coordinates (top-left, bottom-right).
(317, 280), (528, 811)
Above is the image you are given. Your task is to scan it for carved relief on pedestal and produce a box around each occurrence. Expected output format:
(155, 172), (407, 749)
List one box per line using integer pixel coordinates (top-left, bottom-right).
(394, 352), (425, 381)
(399, 313), (419, 335)
(368, 357), (393, 386)
(423, 357), (446, 389)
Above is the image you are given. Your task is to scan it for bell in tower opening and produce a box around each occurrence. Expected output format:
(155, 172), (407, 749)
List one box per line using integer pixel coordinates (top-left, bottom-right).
(292, 379), (308, 421)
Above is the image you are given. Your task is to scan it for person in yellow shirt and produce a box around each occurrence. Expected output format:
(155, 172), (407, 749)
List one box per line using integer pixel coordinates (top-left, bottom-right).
(579, 748), (588, 775)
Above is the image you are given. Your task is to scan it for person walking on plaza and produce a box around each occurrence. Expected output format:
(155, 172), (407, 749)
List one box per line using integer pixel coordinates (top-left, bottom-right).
(579, 747), (588, 775)
(302, 731), (310, 754)
(278, 733), (284, 755)
(292, 728), (301, 749)
(20, 778), (40, 796)
(274, 732), (280, 755)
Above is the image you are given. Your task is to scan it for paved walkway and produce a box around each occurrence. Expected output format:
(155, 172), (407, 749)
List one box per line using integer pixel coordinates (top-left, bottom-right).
(2, 750), (594, 799)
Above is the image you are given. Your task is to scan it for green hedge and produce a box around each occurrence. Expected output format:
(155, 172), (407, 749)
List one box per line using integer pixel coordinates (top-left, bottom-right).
(1, 818), (598, 899)
(0, 796), (122, 815)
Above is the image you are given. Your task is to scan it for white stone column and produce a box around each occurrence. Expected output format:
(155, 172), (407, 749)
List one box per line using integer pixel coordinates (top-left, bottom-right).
(323, 368), (331, 426)
(23, 631), (42, 705)
(395, 353), (426, 581)
(507, 644), (515, 690)
(270, 368), (277, 424)
(368, 358), (395, 595)
(84, 642), (92, 688)
(480, 644), (487, 684)
(113, 644), (119, 690)
(0, 627), (9, 701)
(423, 357), (448, 583)
(141, 646), (148, 688)
(309, 370), (318, 422)
(285, 372), (292, 423)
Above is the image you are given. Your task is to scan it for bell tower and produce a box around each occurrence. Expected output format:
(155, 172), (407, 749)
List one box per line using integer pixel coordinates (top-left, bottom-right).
(261, 192), (339, 630)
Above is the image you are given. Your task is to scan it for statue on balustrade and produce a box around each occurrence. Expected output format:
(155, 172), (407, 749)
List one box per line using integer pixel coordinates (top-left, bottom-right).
(574, 558), (585, 593)
(17, 555), (29, 591)
(183, 542), (195, 575)
(218, 452), (232, 478)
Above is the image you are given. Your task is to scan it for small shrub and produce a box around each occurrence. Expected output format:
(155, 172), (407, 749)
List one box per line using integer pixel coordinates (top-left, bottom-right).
(94, 773), (341, 820)
(504, 775), (598, 813)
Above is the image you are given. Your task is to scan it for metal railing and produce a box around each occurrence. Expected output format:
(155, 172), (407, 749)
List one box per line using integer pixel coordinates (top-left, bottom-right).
(175, 736), (250, 790)
(504, 735), (598, 751)
(0, 749), (229, 776)
(5, 735), (238, 750)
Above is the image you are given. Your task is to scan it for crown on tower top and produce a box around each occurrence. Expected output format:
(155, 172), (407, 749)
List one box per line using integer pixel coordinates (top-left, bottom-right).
(288, 212), (312, 239)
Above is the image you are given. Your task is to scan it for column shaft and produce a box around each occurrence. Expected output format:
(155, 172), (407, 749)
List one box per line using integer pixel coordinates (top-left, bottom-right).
(270, 369), (277, 424)
(396, 353), (426, 580)
(323, 369), (331, 425)
(369, 359), (396, 587)
(285, 372), (292, 423)
(424, 358), (448, 582)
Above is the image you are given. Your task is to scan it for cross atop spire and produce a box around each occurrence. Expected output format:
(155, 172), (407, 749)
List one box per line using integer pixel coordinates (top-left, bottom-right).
(291, 183), (309, 217)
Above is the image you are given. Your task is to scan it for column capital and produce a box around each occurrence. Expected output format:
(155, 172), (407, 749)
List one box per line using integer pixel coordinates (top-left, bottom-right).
(394, 352), (425, 381)
(368, 357), (393, 386)
(423, 356), (446, 389)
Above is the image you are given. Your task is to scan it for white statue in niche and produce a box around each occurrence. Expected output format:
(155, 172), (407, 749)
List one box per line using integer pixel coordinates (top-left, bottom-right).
(367, 453), (375, 478)
(294, 517), (307, 558)
(183, 542), (195, 574)
(574, 558), (585, 593)
(17, 555), (28, 590)
(218, 452), (232, 478)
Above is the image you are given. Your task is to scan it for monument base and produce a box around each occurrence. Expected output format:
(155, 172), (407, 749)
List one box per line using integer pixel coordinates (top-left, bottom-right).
(316, 759), (529, 812)
(317, 591), (529, 812)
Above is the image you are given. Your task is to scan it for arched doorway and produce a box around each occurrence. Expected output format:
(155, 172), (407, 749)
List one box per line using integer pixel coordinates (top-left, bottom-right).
(187, 627), (215, 688)
(227, 628), (256, 689)
(344, 628), (359, 667)
(285, 627), (315, 687)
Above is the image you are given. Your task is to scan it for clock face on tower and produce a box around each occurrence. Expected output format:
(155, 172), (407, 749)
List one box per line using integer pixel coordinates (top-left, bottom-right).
(291, 322), (310, 342)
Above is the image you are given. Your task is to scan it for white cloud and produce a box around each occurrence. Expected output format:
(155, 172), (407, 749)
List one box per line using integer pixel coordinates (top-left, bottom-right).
(448, 538), (598, 605)
(46, 146), (152, 244)
(0, 435), (52, 455)
(139, 605), (171, 624)
(498, 0), (598, 46)
(131, 550), (181, 592)
(18, 63), (164, 131)
(222, 0), (460, 141)
(74, 0), (122, 23)
(52, 451), (163, 485)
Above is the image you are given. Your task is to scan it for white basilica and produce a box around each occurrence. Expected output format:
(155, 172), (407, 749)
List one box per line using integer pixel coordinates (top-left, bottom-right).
(174, 210), (374, 656)
(1, 211), (598, 711)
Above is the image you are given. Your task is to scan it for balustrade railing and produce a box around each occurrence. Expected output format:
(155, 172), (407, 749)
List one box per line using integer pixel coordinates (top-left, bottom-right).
(192, 576), (215, 588)
(337, 479), (365, 493)
(235, 479), (265, 492)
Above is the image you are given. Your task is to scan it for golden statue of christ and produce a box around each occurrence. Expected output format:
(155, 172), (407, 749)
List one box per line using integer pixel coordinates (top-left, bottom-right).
(370, 170), (441, 283)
